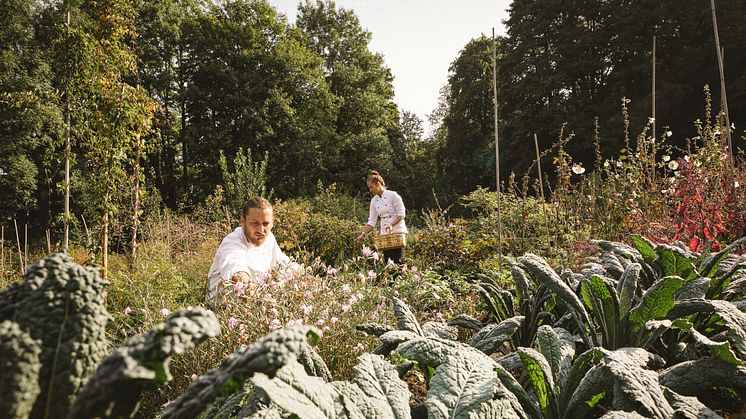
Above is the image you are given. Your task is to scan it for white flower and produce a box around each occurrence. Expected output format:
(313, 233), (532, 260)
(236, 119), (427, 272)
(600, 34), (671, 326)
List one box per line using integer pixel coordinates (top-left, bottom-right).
(668, 161), (679, 170)
(571, 164), (586, 175)
(684, 155), (690, 162)
(662, 155), (671, 162)
(731, 123), (736, 129)
(604, 160), (610, 168)
(361, 246), (373, 257)
(159, 308), (170, 317)
(648, 117), (655, 124)
(616, 161), (623, 168)
(714, 130), (721, 136)
(342, 283), (351, 293)
(666, 130), (673, 137)
(735, 181), (740, 188)
(190, 373), (198, 381)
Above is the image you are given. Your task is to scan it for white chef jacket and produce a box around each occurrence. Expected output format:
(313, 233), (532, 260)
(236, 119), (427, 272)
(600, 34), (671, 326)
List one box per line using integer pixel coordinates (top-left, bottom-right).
(206, 228), (294, 304)
(367, 189), (407, 235)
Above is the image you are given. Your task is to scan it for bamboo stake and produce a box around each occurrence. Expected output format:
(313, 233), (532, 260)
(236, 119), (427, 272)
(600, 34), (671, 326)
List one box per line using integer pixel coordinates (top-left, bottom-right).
(534, 134), (551, 253)
(24, 223), (28, 270)
(492, 28), (503, 267)
(46, 229), (52, 254)
(650, 35), (657, 183)
(1, 226), (4, 280)
(64, 10), (71, 253)
(710, 0), (732, 159)
(13, 219), (23, 274)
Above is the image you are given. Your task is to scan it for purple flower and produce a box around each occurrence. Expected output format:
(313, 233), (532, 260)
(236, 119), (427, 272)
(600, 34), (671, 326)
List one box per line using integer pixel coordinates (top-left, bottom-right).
(228, 317), (239, 329)
(123, 306), (132, 316)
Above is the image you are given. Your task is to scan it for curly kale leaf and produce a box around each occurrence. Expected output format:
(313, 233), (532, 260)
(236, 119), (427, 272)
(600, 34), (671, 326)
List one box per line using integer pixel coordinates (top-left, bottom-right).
(13, 253), (109, 419)
(68, 307), (220, 419)
(162, 327), (319, 419)
(0, 320), (41, 419)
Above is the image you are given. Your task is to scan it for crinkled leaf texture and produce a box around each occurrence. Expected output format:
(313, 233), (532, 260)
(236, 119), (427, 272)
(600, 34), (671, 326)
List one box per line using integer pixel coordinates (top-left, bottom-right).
(396, 337), (528, 419)
(69, 307), (220, 419)
(567, 348), (675, 418)
(628, 276), (683, 334)
(341, 353), (411, 418)
(0, 320), (41, 419)
(662, 387), (723, 419)
(535, 325), (575, 393)
(659, 358), (746, 398)
(668, 299), (746, 359)
(422, 321), (459, 340)
(252, 352), (411, 419)
(519, 254), (593, 344)
(393, 297), (424, 336)
(516, 347), (556, 418)
(467, 316), (524, 354)
(162, 327), (318, 419)
(13, 253), (109, 419)
(251, 361), (340, 419)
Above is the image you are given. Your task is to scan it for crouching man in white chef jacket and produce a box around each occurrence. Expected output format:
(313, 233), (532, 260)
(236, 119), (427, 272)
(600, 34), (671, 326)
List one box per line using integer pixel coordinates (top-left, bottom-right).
(206, 196), (300, 306)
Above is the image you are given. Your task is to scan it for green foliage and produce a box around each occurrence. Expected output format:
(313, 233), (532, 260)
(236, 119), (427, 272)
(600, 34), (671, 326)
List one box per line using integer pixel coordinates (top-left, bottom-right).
(218, 147), (272, 220)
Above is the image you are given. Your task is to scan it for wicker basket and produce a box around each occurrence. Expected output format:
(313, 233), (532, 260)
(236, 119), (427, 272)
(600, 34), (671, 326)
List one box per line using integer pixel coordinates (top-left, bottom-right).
(372, 233), (407, 250)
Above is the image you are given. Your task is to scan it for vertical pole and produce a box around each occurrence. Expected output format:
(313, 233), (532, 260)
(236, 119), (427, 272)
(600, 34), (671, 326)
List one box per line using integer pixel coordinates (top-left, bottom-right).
(64, 10), (71, 252)
(1, 226), (4, 280)
(650, 35), (658, 182)
(534, 134), (551, 253)
(492, 28), (502, 267)
(710, 0), (732, 159)
(13, 219), (23, 274)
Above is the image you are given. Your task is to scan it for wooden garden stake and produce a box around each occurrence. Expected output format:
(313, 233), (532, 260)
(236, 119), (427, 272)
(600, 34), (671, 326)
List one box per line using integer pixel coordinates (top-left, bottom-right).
(492, 28), (503, 267)
(710, 0), (732, 160)
(651, 35), (656, 183)
(13, 219), (23, 274)
(534, 134), (551, 254)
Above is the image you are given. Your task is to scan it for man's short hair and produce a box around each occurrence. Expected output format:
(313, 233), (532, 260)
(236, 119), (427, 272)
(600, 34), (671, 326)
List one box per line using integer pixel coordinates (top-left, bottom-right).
(242, 196), (272, 217)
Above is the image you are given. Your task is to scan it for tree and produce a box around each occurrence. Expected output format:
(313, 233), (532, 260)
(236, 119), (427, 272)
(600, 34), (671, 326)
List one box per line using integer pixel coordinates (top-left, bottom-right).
(436, 36), (496, 199)
(0, 0), (62, 222)
(296, 0), (399, 194)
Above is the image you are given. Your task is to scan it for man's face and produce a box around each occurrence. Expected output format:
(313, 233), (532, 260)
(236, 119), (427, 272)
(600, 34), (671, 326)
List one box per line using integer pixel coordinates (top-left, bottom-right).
(240, 207), (274, 246)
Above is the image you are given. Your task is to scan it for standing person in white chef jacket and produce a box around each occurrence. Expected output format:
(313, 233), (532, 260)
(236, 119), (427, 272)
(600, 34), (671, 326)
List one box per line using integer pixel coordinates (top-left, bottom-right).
(206, 196), (299, 305)
(355, 171), (407, 264)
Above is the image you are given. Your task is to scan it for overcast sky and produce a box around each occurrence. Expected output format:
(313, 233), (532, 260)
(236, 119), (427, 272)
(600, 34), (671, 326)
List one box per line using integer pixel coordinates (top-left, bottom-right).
(268, 0), (512, 134)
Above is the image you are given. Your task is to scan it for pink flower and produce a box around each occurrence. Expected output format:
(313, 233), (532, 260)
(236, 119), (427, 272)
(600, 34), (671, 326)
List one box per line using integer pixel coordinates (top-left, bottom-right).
(371, 252), (380, 262)
(228, 317), (239, 329)
(348, 295), (358, 305)
(411, 266), (418, 273)
(323, 326), (331, 332)
(190, 373), (198, 381)
(269, 319), (282, 331)
(123, 306), (132, 316)
(367, 270), (376, 280)
(286, 319), (303, 328)
(356, 292), (363, 301)
(353, 342), (365, 353)
(316, 318), (326, 326)
(326, 266), (337, 275)
(234, 281), (246, 296)
(330, 316), (339, 324)
(302, 304), (313, 315)
(362, 246), (373, 257)
(304, 290), (314, 299)
(342, 283), (352, 293)
(270, 307), (279, 317)
(159, 308), (170, 317)
(342, 304), (352, 313)
(386, 259), (395, 267)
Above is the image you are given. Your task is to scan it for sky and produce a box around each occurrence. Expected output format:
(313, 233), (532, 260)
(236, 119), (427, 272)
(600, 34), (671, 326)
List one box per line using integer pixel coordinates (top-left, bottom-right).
(268, 0), (512, 134)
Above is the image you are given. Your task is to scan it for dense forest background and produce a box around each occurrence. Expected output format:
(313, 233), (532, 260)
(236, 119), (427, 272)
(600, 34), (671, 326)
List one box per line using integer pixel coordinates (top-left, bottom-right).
(1, 0), (744, 245)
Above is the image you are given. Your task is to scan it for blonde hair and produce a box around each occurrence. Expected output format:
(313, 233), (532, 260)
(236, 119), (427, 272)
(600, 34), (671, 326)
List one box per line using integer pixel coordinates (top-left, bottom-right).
(366, 170), (386, 187)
